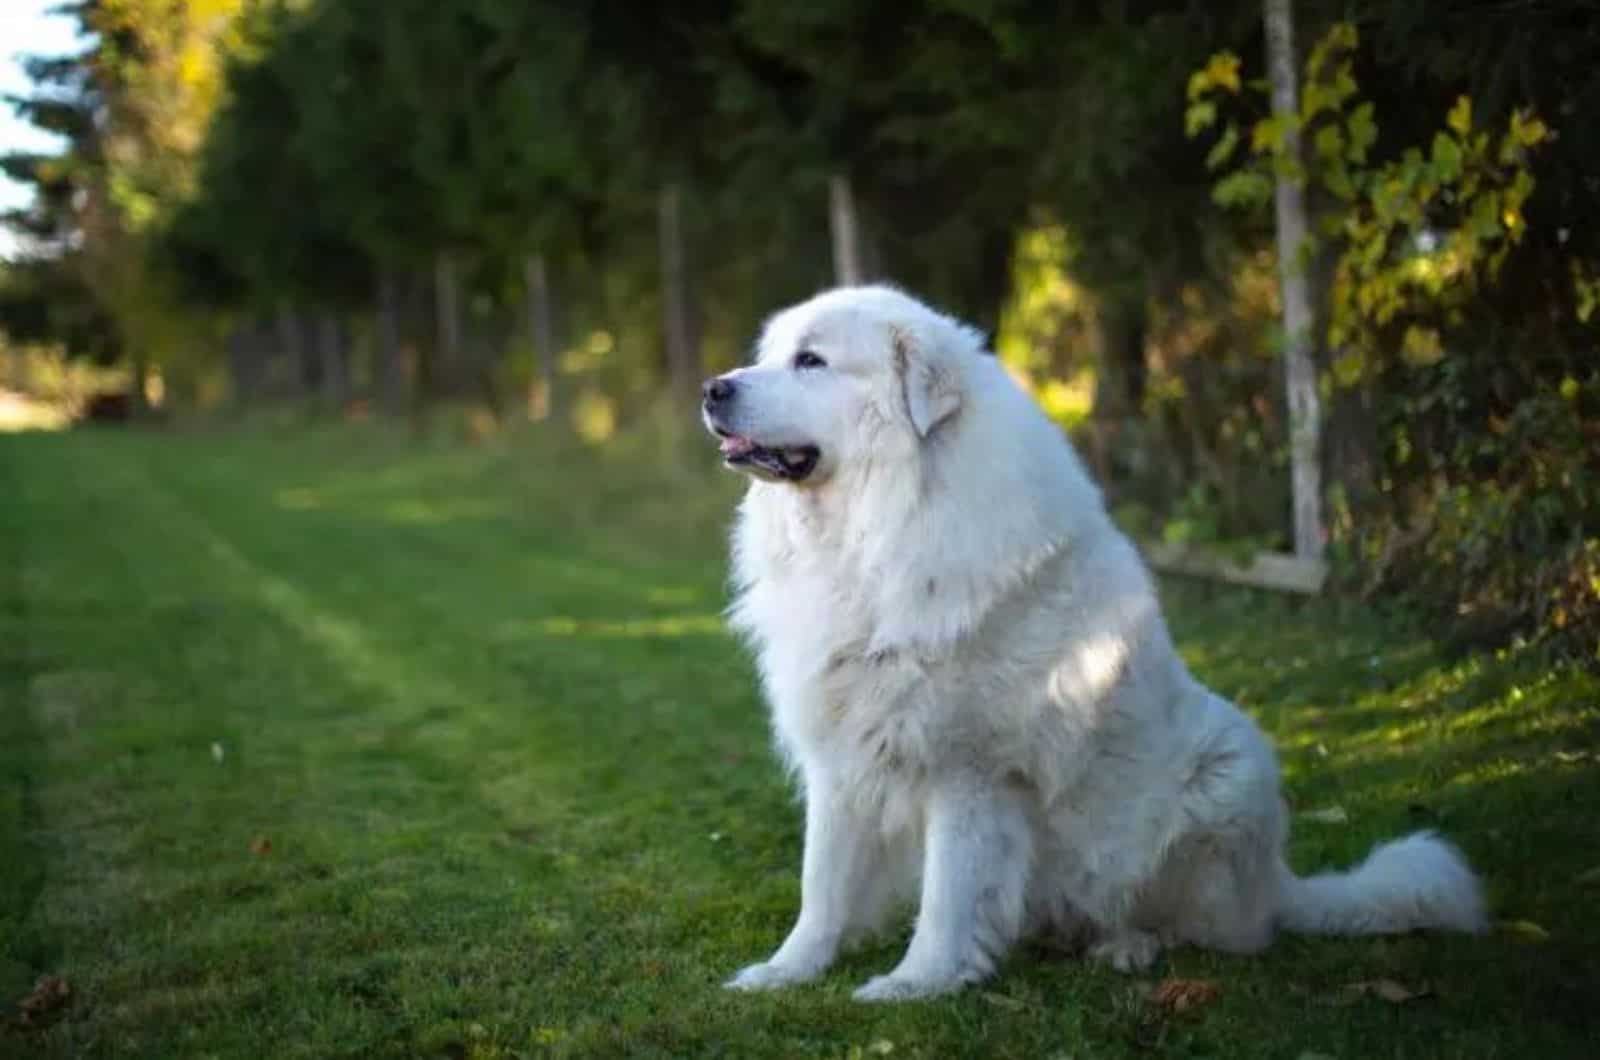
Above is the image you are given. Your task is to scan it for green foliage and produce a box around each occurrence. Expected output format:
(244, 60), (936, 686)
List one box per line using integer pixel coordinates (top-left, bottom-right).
(0, 0), (254, 403)
(1189, 28), (1551, 368)
(1188, 22), (1597, 657)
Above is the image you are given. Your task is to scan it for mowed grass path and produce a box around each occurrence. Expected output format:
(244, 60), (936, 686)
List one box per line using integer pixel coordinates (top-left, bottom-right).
(2, 423), (1596, 1059)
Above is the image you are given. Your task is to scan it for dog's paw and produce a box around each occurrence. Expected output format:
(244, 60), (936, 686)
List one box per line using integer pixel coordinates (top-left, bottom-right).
(852, 972), (965, 1003)
(724, 960), (819, 992)
(1089, 931), (1161, 973)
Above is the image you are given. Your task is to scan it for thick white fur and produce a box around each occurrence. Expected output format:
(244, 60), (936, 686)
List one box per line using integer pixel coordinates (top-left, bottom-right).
(713, 286), (1486, 1002)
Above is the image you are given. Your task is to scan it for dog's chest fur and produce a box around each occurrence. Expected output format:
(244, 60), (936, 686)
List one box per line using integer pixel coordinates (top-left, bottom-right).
(730, 488), (956, 775)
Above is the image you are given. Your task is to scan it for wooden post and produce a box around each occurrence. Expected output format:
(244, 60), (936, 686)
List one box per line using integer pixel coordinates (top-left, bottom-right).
(829, 173), (864, 286)
(276, 304), (318, 396)
(1264, 0), (1325, 561)
(225, 321), (261, 408)
(434, 252), (461, 395)
(375, 268), (405, 414)
(523, 253), (556, 419)
(317, 313), (348, 407)
(659, 183), (698, 398)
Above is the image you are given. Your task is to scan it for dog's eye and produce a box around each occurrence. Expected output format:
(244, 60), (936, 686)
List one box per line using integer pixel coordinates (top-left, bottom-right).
(793, 350), (827, 371)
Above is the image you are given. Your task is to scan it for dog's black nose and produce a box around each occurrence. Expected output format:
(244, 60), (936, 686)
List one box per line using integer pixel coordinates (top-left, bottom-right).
(702, 376), (736, 408)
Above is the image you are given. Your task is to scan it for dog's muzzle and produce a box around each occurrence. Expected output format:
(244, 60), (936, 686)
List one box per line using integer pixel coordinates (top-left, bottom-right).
(701, 374), (820, 482)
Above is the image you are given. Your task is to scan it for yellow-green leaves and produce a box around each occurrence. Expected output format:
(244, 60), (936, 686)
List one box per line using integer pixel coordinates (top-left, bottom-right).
(1212, 170), (1273, 209)
(1509, 108), (1550, 149)
(1251, 115), (1286, 154)
(1187, 52), (1242, 100)
(1205, 123), (1240, 171)
(1186, 20), (1556, 388)
(1186, 99), (1219, 137)
(1431, 132), (1463, 182)
(1402, 325), (1444, 366)
(1185, 53), (1242, 141)
(1573, 261), (1600, 324)
(1346, 102), (1377, 163)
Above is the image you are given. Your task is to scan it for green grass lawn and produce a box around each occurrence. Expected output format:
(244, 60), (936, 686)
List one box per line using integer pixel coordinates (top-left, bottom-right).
(2, 421), (1596, 1059)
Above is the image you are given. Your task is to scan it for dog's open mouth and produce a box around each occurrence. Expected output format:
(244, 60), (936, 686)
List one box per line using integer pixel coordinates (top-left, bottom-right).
(716, 430), (819, 481)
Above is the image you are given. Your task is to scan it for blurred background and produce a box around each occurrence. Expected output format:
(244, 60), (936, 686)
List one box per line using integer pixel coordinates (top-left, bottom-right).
(1, 0), (1595, 657)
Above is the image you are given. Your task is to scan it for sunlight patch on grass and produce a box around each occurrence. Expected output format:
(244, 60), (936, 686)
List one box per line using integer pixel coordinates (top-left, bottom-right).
(505, 614), (728, 639)
(381, 497), (505, 526)
(644, 585), (703, 606)
(1442, 756), (1532, 791)
(152, 475), (480, 724)
(275, 487), (324, 510)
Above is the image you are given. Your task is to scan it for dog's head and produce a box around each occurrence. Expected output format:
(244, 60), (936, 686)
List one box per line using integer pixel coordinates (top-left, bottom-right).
(701, 286), (982, 485)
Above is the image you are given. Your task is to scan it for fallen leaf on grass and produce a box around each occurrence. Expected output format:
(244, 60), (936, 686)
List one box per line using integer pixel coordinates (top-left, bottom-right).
(1300, 806), (1349, 825)
(248, 836), (272, 856)
(1342, 978), (1431, 1004)
(1144, 978), (1221, 1013)
(14, 974), (71, 1028)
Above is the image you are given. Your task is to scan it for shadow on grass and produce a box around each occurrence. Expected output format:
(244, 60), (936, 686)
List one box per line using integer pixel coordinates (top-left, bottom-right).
(0, 451), (62, 1007)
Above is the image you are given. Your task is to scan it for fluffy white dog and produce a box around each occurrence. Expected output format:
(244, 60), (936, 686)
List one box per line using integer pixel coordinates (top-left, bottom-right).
(701, 286), (1485, 1002)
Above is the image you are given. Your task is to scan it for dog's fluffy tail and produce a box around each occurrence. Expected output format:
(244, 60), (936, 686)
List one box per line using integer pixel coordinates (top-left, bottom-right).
(1276, 830), (1487, 936)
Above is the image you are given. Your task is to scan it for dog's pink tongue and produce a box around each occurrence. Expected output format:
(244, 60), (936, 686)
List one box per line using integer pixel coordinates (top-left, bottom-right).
(720, 434), (756, 457)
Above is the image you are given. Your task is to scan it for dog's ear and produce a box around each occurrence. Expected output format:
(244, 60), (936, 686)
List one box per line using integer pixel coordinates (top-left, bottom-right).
(893, 326), (960, 438)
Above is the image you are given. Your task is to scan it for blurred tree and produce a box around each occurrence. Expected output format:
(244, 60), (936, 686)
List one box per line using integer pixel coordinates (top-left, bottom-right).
(88, 0), (247, 404)
(0, 41), (121, 367)
(168, 0), (614, 415)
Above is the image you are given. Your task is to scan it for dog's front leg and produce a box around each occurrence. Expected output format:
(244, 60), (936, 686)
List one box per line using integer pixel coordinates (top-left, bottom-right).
(854, 777), (1031, 1001)
(726, 770), (880, 991)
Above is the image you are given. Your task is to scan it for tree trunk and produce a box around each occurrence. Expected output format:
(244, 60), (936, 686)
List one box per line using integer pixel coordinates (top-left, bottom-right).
(462, 314), (505, 425)
(523, 253), (557, 420)
(225, 320), (264, 409)
(128, 348), (151, 416)
(658, 183), (699, 399)
(276, 305), (319, 396)
(317, 313), (349, 408)
(1096, 298), (1148, 419)
(829, 173), (864, 286)
(434, 251), (461, 396)
(375, 268), (405, 414)
(1264, 0), (1325, 561)
(1089, 293), (1148, 494)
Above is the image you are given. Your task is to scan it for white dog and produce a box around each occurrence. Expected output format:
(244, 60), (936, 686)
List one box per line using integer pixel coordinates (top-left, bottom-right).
(701, 286), (1485, 1002)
